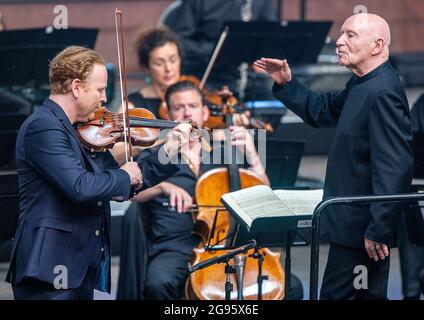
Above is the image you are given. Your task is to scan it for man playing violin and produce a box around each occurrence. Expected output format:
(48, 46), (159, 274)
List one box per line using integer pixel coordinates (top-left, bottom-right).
(131, 80), (269, 299)
(6, 46), (192, 300)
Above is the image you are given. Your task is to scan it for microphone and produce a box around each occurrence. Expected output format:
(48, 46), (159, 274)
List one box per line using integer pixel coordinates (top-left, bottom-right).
(187, 239), (257, 273)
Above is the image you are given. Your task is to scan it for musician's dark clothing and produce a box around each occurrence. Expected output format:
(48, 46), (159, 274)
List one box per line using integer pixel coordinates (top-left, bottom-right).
(130, 144), (304, 300)
(320, 243), (390, 300)
(410, 94), (424, 132)
(397, 214), (424, 299)
(398, 93), (424, 299)
(11, 261), (98, 300)
(144, 250), (193, 300)
(137, 145), (217, 256)
(273, 61), (414, 299)
(127, 91), (161, 118)
(135, 144), (217, 299)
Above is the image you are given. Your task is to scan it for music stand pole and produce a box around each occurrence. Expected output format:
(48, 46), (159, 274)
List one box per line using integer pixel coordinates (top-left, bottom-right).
(284, 230), (293, 300)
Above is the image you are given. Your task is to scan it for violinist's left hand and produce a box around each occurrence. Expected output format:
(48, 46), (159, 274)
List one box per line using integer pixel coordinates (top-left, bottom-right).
(164, 122), (192, 158)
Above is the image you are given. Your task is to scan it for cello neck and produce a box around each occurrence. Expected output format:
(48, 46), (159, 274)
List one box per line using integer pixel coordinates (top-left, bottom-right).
(221, 87), (242, 248)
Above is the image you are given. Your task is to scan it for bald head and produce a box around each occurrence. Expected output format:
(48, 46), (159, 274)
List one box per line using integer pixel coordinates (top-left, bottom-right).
(336, 13), (391, 76)
(347, 13), (391, 46)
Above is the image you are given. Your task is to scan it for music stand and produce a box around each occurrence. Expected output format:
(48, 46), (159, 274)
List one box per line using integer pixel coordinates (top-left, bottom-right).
(264, 139), (306, 188)
(210, 20), (332, 72)
(0, 27), (98, 104)
(206, 20), (331, 108)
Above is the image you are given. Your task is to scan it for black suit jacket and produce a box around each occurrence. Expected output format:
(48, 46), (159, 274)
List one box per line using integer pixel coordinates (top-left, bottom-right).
(273, 61), (414, 248)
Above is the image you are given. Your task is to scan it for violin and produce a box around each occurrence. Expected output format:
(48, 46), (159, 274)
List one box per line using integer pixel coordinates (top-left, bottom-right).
(204, 90), (273, 133)
(158, 75), (273, 133)
(76, 106), (205, 152)
(185, 87), (284, 300)
(75, 11), (206, 154)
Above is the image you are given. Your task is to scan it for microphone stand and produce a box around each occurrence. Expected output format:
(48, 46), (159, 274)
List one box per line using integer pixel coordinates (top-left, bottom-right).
(187, 239), (257, 300)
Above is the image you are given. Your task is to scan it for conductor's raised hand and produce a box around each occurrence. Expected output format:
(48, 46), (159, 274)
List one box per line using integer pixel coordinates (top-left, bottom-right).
(253, 58), (292, 86)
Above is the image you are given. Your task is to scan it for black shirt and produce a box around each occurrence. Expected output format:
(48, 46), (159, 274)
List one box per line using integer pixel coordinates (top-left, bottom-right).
(128, 91), (161, 118)
(136, 144), (221, 257)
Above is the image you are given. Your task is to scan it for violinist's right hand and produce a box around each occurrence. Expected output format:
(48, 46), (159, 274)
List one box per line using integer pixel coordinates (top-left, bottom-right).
(120, 161), (143, 188)
(253, 58), (292, 86)
(164, 122), (192, 158)
(160, 181), (193, 213)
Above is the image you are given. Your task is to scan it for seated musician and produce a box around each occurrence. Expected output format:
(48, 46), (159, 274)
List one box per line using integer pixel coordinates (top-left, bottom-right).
(127, 26), (182, 117)
(132, 80), (269, 299)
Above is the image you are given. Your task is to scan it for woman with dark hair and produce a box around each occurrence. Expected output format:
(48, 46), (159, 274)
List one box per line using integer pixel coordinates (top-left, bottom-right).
(127, 26), (182, 117)
(112, 26), (183, 164)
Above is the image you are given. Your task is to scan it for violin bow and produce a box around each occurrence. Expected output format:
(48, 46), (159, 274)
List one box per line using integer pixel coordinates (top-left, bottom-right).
(199, 26), (229, 90)
(115, 9), (133, 162)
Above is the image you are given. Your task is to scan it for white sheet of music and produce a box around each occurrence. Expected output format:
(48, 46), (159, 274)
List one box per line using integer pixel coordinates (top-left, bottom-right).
(221, 185), (298, 227)
(274, 189), (323, 215)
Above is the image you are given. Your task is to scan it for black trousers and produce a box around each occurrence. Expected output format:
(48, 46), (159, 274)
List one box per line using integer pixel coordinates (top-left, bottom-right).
(320, 242), (390, 300)
(12, 264), (98, 300)
(144, 251), (192, 300)
(397, 213), (424, 299)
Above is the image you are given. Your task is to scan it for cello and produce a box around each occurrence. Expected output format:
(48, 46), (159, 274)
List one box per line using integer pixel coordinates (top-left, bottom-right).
(185, 86), (285, 300)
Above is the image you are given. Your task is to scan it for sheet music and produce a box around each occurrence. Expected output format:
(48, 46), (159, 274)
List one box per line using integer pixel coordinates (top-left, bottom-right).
(221, 185), (323, 228)
(274, 189), (323, 215)
(221, 185), (297, 227)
